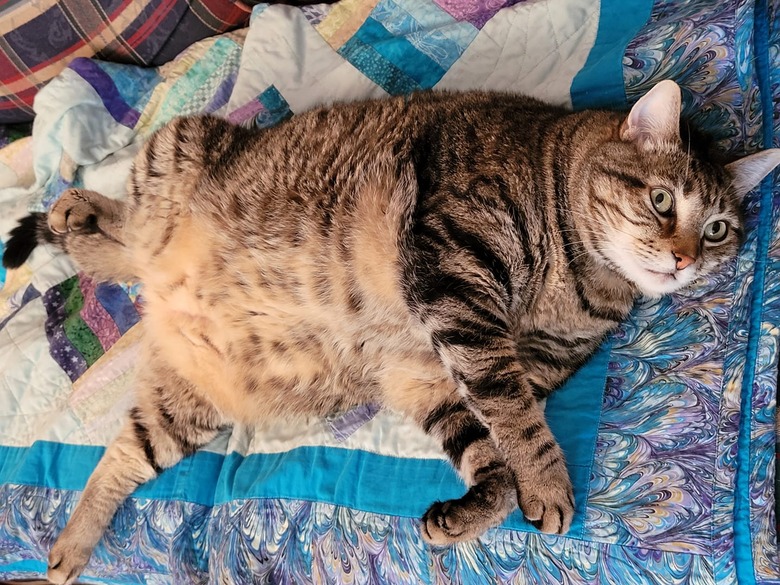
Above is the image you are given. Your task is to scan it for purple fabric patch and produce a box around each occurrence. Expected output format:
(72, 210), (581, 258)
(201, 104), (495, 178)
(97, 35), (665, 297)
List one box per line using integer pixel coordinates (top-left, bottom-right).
(327, 404), (381, 442)
(94, 282), (141, 335)
(432, 0), (522, 29)
(68, 58), (141, 128)
(79, 276), (121, 351)
(227, 99), (266, 125)
(301, 4), (334, 27)
(205, 70), (237, 113)
(43, 285), (88, 382)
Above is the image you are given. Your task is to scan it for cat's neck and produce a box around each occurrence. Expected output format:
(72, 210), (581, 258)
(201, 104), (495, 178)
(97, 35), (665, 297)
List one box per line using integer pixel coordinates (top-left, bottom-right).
(552, 112), (638, 320)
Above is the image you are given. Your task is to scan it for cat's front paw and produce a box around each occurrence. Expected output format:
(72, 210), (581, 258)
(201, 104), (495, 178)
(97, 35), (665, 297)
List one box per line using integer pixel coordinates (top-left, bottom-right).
(517, 460), (574, 535)
(47, 533), (93, 585)
(421, 464), (517, 545)
(48, 189), (97, 235)
(421, 500), (470, 545)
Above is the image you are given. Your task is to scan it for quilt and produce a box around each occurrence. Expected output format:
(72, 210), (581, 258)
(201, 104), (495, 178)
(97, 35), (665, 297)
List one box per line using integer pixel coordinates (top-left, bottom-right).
(0, 1), (778, 583)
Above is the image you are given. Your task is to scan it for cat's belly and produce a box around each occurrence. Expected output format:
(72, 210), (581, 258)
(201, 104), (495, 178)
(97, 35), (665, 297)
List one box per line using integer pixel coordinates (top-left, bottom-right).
(141, 284), (430, 424)
(135, 208), (445, 423)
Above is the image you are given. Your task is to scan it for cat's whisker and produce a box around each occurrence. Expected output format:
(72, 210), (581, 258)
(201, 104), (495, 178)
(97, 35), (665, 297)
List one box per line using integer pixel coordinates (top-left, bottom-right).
(549, 204), (618, 229)
(684, 120), (692, 184)
(566, 251), (599, 270)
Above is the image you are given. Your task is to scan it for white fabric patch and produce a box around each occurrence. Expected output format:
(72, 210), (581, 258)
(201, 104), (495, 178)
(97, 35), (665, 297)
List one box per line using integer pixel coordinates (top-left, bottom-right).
(0, 299), (74, 447)
(437, 0), (600, 108)
(228, 409), (446, 460)
(228, 4), (389, 116)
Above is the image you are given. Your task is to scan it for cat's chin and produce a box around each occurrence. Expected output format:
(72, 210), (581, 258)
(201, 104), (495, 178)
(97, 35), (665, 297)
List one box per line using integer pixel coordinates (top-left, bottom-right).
(630, 267), (697, 298)
(636, 271), (683, 297)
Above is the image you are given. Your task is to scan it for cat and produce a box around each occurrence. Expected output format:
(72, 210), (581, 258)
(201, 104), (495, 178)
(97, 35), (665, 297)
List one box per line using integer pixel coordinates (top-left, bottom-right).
(4, 80), (780, 585)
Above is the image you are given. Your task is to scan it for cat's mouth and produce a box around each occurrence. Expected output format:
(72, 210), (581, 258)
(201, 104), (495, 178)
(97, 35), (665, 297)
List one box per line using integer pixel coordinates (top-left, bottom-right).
(645, 269), (677, 281)
(628, 261), (691, 296)
(598, 238), (692, 296)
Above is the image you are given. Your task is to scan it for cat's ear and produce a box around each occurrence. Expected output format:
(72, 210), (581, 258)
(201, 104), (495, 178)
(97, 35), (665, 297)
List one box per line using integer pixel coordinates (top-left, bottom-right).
(726, 149), (780, 199)
(620, 80), (682, 149)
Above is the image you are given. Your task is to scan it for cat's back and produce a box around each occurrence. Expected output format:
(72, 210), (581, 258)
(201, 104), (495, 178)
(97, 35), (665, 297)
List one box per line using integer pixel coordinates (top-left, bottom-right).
(126, 89), (567, 286)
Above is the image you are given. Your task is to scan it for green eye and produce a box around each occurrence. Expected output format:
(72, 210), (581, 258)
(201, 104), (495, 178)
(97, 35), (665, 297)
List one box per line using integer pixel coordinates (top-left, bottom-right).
(704, 220), (729, 242)
(650, 188), (674, 216)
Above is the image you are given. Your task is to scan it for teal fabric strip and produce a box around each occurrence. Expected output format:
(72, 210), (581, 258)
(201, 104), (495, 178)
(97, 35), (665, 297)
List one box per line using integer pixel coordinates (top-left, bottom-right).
(0, 342), (611, 532)
(355, 17), (446, 88)
(570, 0), (653, 110)
(0, 560), (48, 577)
(734, 0), (773, 583)
(213, 446), (460, 517)
(338, 36), (420, 95)
(0, 240), (5, 288)
(3, 559), (144, 585)
(0, 443), (222, 506)
(546, 340), (613, 539)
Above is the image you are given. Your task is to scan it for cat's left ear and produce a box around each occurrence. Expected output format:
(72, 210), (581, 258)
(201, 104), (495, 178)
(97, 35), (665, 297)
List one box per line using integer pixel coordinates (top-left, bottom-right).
(726, 149), (780, 199)
(620, 80), (682, 150)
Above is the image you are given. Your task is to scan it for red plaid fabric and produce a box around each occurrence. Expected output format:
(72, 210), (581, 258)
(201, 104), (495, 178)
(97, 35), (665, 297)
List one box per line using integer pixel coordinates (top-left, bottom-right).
(0, 0), (252, 123)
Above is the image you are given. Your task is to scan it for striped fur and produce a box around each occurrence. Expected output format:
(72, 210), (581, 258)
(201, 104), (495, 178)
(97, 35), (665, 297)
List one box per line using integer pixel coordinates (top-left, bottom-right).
(6, 82), (778, 585)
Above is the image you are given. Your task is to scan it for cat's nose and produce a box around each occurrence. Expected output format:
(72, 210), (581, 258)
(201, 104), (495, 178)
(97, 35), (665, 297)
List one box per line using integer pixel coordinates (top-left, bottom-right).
(673, 251), (695, 270)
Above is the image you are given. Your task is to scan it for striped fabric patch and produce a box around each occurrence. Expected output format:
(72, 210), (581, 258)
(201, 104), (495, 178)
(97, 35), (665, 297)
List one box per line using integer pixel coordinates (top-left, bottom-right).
(335, 0), (481, 94)
(68, 58), (162, 128)
(42, 274), (141, 382)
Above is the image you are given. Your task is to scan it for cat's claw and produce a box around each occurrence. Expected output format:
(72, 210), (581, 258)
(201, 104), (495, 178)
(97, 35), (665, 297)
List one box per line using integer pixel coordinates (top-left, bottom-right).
(48, 189), (96, 234)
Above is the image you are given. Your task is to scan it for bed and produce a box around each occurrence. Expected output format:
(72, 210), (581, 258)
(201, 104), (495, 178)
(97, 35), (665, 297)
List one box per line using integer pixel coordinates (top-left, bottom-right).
(0, 1), (778, 583)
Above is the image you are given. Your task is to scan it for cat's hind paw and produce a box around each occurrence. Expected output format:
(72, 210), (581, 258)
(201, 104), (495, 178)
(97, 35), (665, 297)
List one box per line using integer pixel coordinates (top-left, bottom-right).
(47, 536), (93, 585)
(48, 189), (98, 235)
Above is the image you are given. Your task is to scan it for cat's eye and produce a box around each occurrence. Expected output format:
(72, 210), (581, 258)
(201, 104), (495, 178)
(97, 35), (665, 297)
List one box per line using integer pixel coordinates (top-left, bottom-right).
(704, 220), (729, 243)
(650, 188), (674, 216)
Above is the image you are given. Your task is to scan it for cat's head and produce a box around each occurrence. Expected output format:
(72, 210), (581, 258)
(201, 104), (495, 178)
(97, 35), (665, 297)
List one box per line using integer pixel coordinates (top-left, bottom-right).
(585, 80), (780, 297)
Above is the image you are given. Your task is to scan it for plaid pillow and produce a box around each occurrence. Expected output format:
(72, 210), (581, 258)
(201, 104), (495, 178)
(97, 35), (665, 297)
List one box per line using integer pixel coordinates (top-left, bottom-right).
(0, 0), (252, 124)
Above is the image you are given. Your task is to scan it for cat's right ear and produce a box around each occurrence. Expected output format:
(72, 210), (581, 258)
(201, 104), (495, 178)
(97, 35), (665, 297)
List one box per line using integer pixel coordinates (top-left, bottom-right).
(620, 80), (682, 150)
(726, 148), (780, 199)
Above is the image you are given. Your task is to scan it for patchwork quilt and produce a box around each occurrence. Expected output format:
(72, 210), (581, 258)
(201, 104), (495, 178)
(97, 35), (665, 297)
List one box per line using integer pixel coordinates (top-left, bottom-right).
(0, 1), (778, 583)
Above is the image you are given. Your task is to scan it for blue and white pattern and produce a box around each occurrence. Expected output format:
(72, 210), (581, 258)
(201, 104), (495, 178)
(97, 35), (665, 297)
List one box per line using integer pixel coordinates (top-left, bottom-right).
(0, 1), (778, 584)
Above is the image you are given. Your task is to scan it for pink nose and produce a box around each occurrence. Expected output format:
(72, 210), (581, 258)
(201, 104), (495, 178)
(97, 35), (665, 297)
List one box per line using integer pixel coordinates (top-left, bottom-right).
(673, 251), (695, 270)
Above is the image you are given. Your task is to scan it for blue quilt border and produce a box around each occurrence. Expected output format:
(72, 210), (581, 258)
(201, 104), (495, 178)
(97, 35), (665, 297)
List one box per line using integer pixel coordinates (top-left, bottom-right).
(734, 0), (775, 583)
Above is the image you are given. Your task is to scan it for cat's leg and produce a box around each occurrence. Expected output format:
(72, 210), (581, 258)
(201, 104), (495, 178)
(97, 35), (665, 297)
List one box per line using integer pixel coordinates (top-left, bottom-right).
(47, 188), (137, 281)
(419, 400), (519, 544)
(403, 289), (574, 536)
(382, 374), (516, 545)
(431, 332), (574, 536)
(47, 364), (225, 585)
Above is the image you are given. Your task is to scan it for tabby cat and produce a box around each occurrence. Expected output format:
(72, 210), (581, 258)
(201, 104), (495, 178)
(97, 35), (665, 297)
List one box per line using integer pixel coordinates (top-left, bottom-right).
(4, 80), (780, 585)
